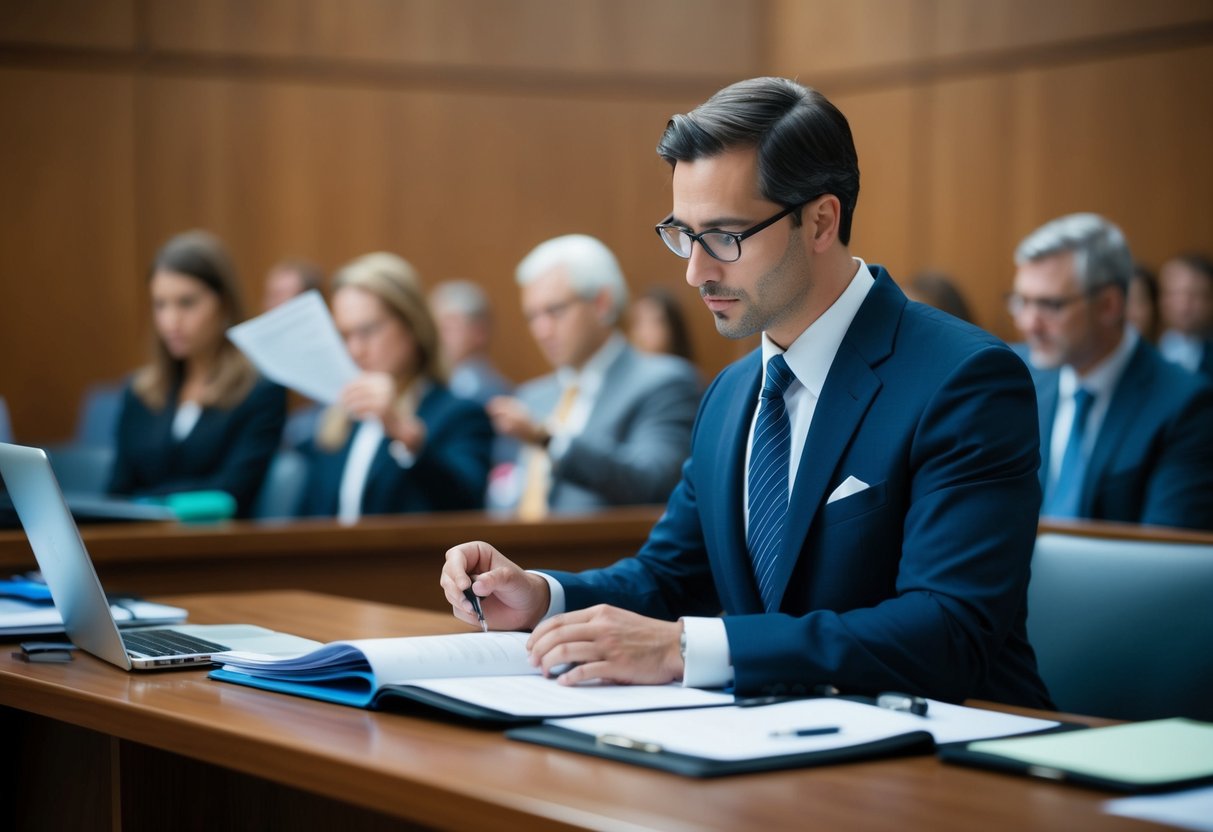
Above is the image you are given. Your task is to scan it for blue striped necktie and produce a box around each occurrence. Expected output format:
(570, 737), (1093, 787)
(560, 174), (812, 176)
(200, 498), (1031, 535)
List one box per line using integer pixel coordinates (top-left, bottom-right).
(748, 353), (797, 611)
(1046, 387), (1095, 518)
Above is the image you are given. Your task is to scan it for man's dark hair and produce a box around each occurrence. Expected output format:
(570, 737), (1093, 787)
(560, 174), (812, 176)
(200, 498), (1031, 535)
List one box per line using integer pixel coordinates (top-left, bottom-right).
(1173, 252), (1213, 285)
(656, 77), (860, 245)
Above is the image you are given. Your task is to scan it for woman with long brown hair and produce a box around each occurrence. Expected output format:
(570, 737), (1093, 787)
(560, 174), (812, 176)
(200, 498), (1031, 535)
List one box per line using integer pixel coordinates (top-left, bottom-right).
(107, 230), (285, 517)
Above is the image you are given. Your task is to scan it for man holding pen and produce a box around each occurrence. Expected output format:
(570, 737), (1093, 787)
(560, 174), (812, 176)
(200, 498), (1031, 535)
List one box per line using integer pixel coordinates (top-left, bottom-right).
(441, 77), (1052, 708)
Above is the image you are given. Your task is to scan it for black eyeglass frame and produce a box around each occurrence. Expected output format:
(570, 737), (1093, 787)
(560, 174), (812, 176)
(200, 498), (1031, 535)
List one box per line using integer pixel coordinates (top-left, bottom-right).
(654, 199), (814, 263)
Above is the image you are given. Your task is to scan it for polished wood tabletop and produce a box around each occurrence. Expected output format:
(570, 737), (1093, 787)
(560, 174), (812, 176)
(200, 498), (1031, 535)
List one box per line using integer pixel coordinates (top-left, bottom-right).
(0, 590), (1164, 832)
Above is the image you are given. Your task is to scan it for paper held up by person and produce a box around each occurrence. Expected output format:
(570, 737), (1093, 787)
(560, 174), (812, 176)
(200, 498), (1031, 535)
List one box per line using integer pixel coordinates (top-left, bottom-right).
(227, 290), (360, 404)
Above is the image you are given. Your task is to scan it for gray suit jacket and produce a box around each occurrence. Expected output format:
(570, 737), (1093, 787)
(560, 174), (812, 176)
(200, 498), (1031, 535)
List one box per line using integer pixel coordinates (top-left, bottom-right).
(514, 344), (701, 512)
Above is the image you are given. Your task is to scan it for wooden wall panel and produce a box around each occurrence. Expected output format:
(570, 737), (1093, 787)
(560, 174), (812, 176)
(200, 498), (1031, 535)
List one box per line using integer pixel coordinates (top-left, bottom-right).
(0, 0), (136, 49)
(829, 85), (924, 284)
(144, 0), (763, 79)
(931, 0), (1213, 59)
(133, 77), (734, 391)
(0, 69), (139, 441)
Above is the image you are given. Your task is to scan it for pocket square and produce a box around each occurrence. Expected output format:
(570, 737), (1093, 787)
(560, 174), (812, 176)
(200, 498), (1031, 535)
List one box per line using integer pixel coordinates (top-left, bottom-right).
(827, 475), (870, 504)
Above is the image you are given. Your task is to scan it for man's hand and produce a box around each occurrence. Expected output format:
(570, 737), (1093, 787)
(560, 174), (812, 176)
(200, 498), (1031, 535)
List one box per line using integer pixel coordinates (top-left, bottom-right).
(441, 541), (551, 632)
(485, 396), (547, 445)
(526, 605), (684, 686)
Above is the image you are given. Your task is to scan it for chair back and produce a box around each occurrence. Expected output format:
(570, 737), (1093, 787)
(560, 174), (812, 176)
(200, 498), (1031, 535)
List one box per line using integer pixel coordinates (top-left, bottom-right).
(46, 445), (116, 494)
(1028, 531), (1213, 721)
(252, 450), (308, 519)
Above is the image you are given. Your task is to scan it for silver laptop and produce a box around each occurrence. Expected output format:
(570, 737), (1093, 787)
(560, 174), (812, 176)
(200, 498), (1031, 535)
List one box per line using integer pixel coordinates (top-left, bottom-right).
(0, 442), (320, 670)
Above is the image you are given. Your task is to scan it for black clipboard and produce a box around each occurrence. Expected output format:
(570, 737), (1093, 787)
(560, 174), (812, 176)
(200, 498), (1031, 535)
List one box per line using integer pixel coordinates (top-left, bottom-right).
(507, 722), (934, 777)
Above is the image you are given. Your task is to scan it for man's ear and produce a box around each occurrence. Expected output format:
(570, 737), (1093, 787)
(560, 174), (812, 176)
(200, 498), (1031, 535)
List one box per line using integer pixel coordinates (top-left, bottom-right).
(592, 288), (615, 324)
(802, 195), (841, 253)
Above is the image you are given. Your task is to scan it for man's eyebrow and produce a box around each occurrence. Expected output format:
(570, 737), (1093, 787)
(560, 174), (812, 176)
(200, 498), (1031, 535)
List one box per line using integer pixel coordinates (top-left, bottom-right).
(668, 214), (754, 231)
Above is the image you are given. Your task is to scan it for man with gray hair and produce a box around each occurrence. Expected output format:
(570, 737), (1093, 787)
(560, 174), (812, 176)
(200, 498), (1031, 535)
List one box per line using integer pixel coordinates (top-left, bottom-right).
(486, 234), (700, 517)
(1010, 212), (1213, 529)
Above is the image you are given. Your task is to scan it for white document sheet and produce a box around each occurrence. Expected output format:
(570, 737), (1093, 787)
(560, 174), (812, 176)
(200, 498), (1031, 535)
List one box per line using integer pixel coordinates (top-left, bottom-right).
(547, 697), (1058, 762)
(1105, 785), (1213, 832)
(226, 290), (360, 404)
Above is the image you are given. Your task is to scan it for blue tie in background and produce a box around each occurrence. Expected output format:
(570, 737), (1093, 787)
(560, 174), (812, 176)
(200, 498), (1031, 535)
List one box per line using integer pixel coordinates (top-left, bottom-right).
(748, 353), (797, 611)
(1046, 387), (1095, 518)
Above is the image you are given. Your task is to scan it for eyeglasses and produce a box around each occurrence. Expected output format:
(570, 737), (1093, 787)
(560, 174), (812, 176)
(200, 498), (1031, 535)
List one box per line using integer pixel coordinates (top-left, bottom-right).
(1006, 285), (1109, 318)
(523, 296), (586, 325)
(655, 200), (812, 263)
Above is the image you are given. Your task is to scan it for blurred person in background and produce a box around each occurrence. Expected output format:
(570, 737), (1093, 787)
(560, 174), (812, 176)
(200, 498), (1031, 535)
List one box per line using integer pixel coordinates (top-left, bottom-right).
(262, 258), (324, 311)
(486, 234), (700, 517)
(1158, 253), (1213, 379)
(296, 253), (492, 521)
(903, 271), (974, 325)
(1126, 263), (1161, 343)
(628, 285), (696, 363)
(429, 279), (513, 406)
(1010, 214), (1213, 530)
(108, 230), (286, 518)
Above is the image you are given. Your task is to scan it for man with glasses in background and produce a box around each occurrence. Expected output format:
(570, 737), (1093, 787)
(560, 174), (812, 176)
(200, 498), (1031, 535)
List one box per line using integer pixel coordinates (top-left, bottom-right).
(1010, 213), (1213, 530)
(444, 77), (1053, 708)
(485, 234), (700, 517)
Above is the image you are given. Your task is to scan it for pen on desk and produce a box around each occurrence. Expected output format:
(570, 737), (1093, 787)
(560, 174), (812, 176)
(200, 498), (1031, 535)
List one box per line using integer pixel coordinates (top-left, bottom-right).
(769, 726), (841, 738)
(463, 586), (487, 632)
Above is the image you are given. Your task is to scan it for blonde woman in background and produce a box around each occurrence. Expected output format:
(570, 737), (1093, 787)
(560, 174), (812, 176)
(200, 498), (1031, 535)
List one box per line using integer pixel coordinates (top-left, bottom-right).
(108, 230), (286, 517)
(296, 253), (493, 521)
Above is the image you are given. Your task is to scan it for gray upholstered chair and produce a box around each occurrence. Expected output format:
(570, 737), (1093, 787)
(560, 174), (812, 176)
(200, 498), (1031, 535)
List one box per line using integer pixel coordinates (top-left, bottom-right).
(1027, 531), (1213, 721)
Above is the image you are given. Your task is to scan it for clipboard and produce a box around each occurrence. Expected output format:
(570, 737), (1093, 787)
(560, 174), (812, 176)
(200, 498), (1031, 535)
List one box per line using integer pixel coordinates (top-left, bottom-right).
(507, 696), (1060, 778)
(939, 718), (1213, 793)
(508, 721), (932, 777)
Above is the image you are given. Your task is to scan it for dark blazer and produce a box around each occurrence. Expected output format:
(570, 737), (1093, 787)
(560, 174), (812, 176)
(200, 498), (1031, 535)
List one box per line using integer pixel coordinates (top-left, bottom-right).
(1030, 338), (1213, 530)
(513, 344), (701, 511)
(297, 384), (492, 517)
(108, 376), (286, 518)
(547, 269), (1053, 708)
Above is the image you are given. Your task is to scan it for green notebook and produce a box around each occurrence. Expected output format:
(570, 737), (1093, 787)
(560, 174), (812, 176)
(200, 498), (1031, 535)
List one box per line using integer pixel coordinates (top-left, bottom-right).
(941, 718), (1213, 793)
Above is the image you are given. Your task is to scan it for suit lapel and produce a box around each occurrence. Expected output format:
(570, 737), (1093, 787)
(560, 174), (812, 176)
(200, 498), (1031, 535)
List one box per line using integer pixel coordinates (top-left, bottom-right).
(1034, 371), (1059, 490)
(763, 271), (897, 611)
(715, 354), (764, 613)
(1082, 342), (1147, 513)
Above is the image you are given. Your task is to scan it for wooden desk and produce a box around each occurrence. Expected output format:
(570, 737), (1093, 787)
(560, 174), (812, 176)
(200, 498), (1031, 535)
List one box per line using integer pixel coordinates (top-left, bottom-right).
(0, 507), (662, 610)
(0, 591), (1162, 832)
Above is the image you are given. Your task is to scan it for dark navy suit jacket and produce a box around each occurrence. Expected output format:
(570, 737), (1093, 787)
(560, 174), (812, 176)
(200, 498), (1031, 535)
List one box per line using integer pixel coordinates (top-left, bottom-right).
(297, 385), (492, 517)
(547, 269), (1053, 708)
(108, 376), (286, 518)
(1030, 338), (1213, 530)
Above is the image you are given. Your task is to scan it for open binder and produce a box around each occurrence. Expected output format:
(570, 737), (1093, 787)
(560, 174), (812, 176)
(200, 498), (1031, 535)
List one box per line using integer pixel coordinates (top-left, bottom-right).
(508, 696), (1062, 777)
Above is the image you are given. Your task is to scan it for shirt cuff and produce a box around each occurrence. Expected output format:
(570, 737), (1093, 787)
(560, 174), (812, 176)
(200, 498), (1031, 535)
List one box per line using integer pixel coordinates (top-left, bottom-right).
(387, 439), (417, 468)
(679, 616), (733, 689)
(531, 570), (566, 622)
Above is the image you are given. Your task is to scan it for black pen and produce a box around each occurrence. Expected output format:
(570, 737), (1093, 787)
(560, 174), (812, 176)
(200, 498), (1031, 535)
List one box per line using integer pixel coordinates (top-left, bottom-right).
(463, 586), (487, 632)
(769, 726), (841, 738)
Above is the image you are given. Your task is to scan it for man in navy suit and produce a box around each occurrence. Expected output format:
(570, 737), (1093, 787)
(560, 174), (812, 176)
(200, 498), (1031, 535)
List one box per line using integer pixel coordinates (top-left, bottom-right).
(1011, 214), (1213, 530)
(442, 77), (1052, 708)
(1158, 253), (1213, 381)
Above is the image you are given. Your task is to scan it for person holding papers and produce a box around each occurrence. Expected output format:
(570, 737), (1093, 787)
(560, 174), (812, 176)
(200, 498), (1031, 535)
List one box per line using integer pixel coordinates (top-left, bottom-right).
(108, 230), (285, 518)
(442, 77), (1053, 709)
(296, 252), (492, 521)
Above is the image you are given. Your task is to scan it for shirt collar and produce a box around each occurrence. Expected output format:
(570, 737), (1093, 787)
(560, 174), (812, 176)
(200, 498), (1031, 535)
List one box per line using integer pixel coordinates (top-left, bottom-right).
(1058, 326), (1138, 399)
(556, 331), (627, 395)
(760, 258), (876, 398)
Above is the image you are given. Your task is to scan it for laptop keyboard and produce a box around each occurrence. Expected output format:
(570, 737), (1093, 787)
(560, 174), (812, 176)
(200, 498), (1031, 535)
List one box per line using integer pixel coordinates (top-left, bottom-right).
(122, 629), (228, 657)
